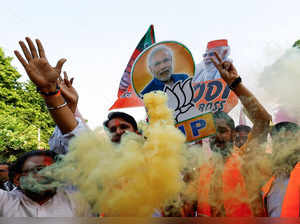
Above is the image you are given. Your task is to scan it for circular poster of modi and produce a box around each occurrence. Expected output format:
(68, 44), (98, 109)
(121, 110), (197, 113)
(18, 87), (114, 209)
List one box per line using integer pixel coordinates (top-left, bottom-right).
(131, 41), (195, 98)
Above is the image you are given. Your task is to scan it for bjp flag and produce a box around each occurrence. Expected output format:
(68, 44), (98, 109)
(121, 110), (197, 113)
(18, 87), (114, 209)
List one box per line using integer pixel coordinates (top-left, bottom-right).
(109, 25), (155, 110)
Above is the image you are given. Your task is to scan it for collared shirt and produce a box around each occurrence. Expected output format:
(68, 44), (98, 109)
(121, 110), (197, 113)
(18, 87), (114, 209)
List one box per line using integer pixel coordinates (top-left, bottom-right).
(49, 118), (87, 155)
(0, 189), (91, 217)
(140, 74), (189, 95)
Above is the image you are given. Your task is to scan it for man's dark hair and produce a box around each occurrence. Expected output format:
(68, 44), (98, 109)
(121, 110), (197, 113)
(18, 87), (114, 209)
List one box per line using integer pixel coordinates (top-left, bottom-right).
(9, 150), (58, 183)
(270, 122), (299, 137)
(213, 111), (235, 131)
(235, 125), (251, 133)
(103, 112), (138, 131)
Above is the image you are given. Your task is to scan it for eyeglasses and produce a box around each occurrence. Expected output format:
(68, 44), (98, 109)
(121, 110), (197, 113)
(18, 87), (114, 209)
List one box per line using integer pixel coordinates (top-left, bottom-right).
(22, 166), (46, 174)
(203, 52), (215, 58)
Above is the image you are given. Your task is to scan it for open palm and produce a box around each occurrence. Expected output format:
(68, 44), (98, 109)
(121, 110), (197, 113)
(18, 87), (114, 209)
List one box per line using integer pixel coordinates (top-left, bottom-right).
(14, 37), (66, 91)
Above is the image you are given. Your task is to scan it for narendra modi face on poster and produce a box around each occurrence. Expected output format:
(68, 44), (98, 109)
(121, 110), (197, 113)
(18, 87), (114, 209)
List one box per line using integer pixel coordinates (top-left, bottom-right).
(131, 41), (195, 98)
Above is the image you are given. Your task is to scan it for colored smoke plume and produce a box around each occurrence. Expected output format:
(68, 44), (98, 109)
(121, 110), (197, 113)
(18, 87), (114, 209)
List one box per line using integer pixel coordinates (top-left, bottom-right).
(259, 47), (300, 122)
(39, 91), (187, 216)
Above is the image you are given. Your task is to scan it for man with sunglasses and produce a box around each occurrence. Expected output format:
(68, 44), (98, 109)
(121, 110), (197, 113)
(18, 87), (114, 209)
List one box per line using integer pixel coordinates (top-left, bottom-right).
(193, 39), (231, 83)
(0, 150), (91, 217)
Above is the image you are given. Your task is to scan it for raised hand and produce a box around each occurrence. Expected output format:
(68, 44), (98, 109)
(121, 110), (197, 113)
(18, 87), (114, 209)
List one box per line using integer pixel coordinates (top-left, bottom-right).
(210, 52), (239, 86)
(58, 71), (79, 113)
(14, 37), (66, 92)
(211, 51), (271, 143)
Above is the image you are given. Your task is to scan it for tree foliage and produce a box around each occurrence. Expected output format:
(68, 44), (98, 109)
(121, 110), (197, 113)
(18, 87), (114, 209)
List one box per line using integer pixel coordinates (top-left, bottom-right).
(0, 48), (55, 162)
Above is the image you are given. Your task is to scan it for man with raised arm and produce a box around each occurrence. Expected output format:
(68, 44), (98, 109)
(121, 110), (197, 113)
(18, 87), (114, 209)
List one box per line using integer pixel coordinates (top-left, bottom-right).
(196, 52), (272, 217)
(14, 38), (139, 155)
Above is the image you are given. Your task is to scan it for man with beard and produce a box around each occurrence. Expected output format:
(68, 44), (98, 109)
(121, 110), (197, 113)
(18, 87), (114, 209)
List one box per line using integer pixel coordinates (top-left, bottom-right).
(193, 39), (231, 83)
(197, 52), (271, 217)
(262, 122), (300, 217)
(141, 45), (189, 95)
(0, 150), (90, 217)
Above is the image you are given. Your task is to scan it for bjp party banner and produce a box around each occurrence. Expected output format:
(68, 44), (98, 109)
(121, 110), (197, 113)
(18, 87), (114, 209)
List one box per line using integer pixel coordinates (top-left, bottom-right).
(176, 112), (216, 142)
(131, 41), (217, 142)
(109, 25), (155, 110)
(192, 79), (238, 114)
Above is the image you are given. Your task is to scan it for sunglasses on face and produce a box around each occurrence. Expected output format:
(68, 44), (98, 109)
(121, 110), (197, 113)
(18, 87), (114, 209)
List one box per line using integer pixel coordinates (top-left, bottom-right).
(203, 52), (215, 58)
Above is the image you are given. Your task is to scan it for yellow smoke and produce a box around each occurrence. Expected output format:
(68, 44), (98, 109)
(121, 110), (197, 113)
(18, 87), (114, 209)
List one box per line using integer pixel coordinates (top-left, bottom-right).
(183, 140), (273, 217)
(19, 45), (300, 217)
(57, 91), (186, 216)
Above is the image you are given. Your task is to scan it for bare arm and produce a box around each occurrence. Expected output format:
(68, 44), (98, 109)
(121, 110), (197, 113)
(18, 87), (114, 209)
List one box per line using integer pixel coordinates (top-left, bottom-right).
(211, 52), (272, 139)
(14, 37), (77, 134)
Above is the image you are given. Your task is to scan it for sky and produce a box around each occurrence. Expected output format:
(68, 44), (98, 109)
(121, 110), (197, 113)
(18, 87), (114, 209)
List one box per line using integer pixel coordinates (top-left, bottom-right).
(2, 0), (300, 129)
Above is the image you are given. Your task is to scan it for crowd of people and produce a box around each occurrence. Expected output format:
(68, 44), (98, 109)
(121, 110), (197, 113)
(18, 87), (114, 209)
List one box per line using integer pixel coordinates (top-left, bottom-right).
(0, 36), (299, 218)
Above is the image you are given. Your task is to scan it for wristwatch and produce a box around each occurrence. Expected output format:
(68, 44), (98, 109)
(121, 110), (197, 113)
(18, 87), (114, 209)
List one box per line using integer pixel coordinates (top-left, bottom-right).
(229, 77), (242, 90)
(37, 84), (60, 96)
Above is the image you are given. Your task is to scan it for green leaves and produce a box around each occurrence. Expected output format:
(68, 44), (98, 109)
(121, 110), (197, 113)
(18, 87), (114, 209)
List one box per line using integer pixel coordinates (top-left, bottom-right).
(0, 48), (55, 162)
(293, 40), (300, 48)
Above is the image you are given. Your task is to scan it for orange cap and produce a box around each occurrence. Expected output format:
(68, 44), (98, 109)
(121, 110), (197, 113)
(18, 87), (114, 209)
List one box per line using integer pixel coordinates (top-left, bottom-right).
(207, 39), (228, 50)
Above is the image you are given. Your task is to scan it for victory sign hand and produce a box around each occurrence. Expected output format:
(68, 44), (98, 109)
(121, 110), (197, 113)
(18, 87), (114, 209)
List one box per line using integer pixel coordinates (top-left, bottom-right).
(210, 51), (239, 86)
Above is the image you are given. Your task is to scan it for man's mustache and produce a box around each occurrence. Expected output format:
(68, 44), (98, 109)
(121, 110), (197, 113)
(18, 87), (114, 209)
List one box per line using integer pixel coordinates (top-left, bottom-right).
(158, 67), (170, 75)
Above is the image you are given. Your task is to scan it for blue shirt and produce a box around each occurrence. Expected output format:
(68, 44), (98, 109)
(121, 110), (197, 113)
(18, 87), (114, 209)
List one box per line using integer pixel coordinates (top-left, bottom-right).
(141, 74), (189, 95)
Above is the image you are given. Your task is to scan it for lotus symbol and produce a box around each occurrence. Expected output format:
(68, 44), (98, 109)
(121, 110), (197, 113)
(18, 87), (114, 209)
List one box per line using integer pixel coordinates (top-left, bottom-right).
(164, 78), (200, 123)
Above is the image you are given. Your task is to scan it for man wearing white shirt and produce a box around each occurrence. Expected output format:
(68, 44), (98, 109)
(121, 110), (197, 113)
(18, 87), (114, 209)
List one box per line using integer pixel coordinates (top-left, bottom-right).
(193, 39), (231, 83)
(0, 150), (90, 217)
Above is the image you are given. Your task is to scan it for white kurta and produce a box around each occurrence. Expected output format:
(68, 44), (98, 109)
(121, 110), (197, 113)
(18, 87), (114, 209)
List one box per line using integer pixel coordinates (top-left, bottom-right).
(0, 189), (91, 217)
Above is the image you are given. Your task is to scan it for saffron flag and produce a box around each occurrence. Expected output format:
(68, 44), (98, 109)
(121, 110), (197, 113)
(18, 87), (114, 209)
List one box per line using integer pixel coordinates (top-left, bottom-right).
(109, 25), (155, 110)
